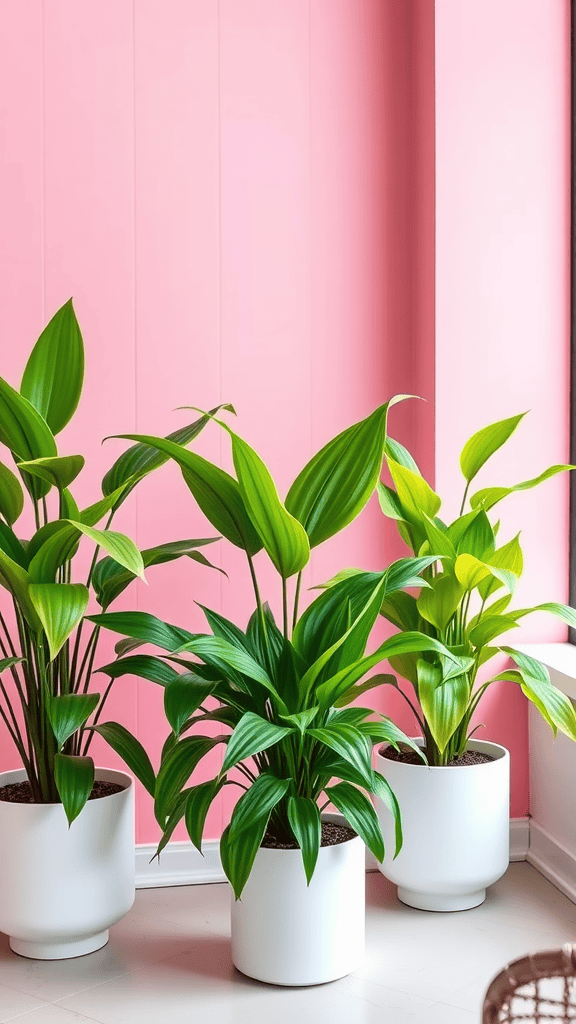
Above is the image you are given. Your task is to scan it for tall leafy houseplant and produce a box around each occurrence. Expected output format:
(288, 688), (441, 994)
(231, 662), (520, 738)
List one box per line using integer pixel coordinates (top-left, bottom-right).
(91, 401), (459, 898)
(375, 412), (576, 765)
(0, 300), (222, 822)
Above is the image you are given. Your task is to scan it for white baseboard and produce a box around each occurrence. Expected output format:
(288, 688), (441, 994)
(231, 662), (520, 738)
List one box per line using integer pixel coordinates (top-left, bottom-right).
(137, 817), (531, 889)
(526, 821), (576, 905)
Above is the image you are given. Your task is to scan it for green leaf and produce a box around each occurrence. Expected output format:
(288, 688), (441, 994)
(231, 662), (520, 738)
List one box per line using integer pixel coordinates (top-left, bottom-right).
(471, 464), (575, 511)
(154, 788), (194, 858)
(177, 635), (282, 704)
(230, 432), (310, 578)
(29, 583), (89, 660)
(0, 655), (24, 675)
(387, 458), (441, 524)
(79, 483), (134, 526)
(47, 693), (99, 749)
(17, 455), (84, 492)
(512, 602), (576, 629)
(0, 522), (27, 567)
(155, 735), (225, 825)
(371, 772), (403, 858)
(502, 647), (549, 684)
(308, 724), (373, 787)
(456, 510), (495, 560)
(93, 538), (219, 608)
(285, 397), (412, 548)
(288, 797), (321, 884)
(416, 659), (469, 754)
(229, 773), (291, 841)
(221, 711), (293, 773)
(417, 575), (463, 632)
(377, 482), (408, 522)
(455, 553), (517, 595)
(385, 435), (421, 472)
(478, 534), (523, 601)
(67, 522), (145, 581)
(102, 405), (233, 499)
(91, 721), (156, 796)
(468, 615), (518, 648)
(96, 654), (182, 686)
(513, 674), (576, 742)
(0, 548), (41, 629)
(185, 779), (223, 852)
(87, 611), (195, 652)
(21, 299), (84, 435)
(0, 378), (57, 499)
(220, 819), (269, 900)
(280, 707), (319, 734)
(460, 413), (526, 484)
(164, 675), (215, 736)
(325, 781), (384, 863)
(334, 673), (396, 708)
(54, 754), (94, 826)
(420, 516), (457, 561)
(27, 523), (80, 583)
(0, 460), (24, 525)
(379, 592), (420, 632)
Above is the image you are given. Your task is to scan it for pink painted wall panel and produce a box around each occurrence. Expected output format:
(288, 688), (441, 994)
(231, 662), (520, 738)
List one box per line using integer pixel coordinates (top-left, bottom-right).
(435, 0), (571, 815)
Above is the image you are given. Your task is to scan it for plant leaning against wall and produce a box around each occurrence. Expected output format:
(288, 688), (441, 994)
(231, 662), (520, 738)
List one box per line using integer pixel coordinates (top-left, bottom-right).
(0, 299), (224, 959)
(366, 412), (576, 911)
(90, 398), (462, 985)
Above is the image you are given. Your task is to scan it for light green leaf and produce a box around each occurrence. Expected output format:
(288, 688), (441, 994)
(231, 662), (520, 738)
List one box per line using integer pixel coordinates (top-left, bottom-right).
(91, 721), (156, 796)
(21, 299), (84, 435)
(325, 782), (384, 863)
(54, 754), (94, 826)
(385, 435), (421, 472)
(468, 615), (518, 648)
(0, 378), (57, 499)
(417, 574), (463, 632)
(460, 413), (526, 484)
(27, 524), (81, 583)
(377, 482), (408, 522)
(221, 711), (293, 774)
(416, 659), (469, 754)
(471, 464), (575, 511)
(455, 553), (517, 595)
(387, 458), (441, 524)
(519, 676), (576, 742)
(478, 534), (523, 601)
(0, 460), (24, 525)
(230, 432), (310, 578)
(512, 602), (576, 629)
(47, 693), (99, 749)
(17, 455), (84, 492)
(67, 522), (145, 582)
(285, 397), (412, 548)
(29, 583), (89, 660)
(288, 797), (321, 884)
(229, 773), (291, 841)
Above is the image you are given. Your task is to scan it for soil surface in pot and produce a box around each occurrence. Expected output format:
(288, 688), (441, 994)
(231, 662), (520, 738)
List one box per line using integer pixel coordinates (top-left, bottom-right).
(380, 745), (495, 767)
(261, 821), (357, 850)
(0, 780), (124, 803)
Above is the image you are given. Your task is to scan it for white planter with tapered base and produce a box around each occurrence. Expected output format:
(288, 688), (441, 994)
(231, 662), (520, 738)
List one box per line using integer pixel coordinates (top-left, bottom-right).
(375, 739), (509, 912)
(230, 814), (365, 986)
(0, 767), (135, 959)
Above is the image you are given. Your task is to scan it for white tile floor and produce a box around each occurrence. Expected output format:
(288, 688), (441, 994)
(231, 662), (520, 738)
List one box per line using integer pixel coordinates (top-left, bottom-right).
(0, 863), (575, 1023)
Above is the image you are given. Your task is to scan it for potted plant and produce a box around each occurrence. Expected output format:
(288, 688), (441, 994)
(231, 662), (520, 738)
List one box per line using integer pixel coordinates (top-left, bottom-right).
(0, 300), (222, 958)
(90, 399), (458, 985)
(369, 412), (576, 910)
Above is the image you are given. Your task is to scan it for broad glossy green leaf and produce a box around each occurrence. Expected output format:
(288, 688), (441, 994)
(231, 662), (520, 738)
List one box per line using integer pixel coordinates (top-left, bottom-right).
(0, 655), (24, 675)
(27, 523), (79, 583)
(377, 482), (407, 522)
(0, 548), (41, 629)
(177, 635), (281, 704)
(416, 659), (469, 754)
(455, 554), (517, 595)
(287, 797), (321, 884)
(371, 772), (403, 857)
(47, 693), (99, 749)
(478, 534), (523, 601)
(334, 672), (396, 708)
(285, 397), (412, 548)
(230, 432), (309, 578)
(68, 522), (145, 581)
(91, 721), (156, 796)
(154, 788), (194, 858)
(460, 413), (526, 484)
(519, 676), (576, 742)
(21, 300), (84, 435)
(280, 707), (319, 733)
(79, 484), (134, 527)
(93, 538), (219, 608)
(0, 378), (57, 499)
(502, 647), (549, 684)
(155, 735), (225, 825)
(61, 488), (80, 520)
(185, 779), (223, 852)
(456, 510), (495, 560)
(96, 654), (182, 686)
(512, 602), (576, 629)
(357, 717), (423, 759)
(387, 458), (441, 524)
(87, 611), (195, 652)
(17, 455), (84, 492)
(221, 711), (293, 773)
(468, 615), (518, 648)
(102, 406), (233, 498)
(54, 754), (94, 825)
(379, 592), (420, 632)
(0, 522), (27, 567)
(220, 819), (270, 900)
(309, 724), (373, 786)
(417, 575), (463, 632)
(0, 460), (24, 525)
(421, 516), (457, 561)
(29, 583), (89, 660)
(325, 782), (384, 863)
(164, 675), (215, 736)
(229, 773), (291, 841)
(385, 435), (421, 472)
(470, 464), (575, 511)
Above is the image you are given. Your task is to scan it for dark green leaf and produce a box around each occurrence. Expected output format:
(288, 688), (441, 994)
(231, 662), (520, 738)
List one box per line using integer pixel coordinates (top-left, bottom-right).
(164, 675), (215, 736)
(325, 781), (384, 862)
(155, 735), (225, 825)
(185, 779), (224, 852)
(17, 455), (84, 492)
(229, 773), (291, 841)
(220, 819), (269, 900)
(221, 711), (293, 773)
(372, 772), (403, 857)
(288, 797), (321, 884)
(54, 754), (94, 826)
(93, 538), (219, 608)
(20, 299), (84, 435)
(91, 721), (156, 796)
(48, 693), (99, 749)
(309, 724), (373, 786)
(87, 611), (195, 652)
(0, 460), (24, 525)
(96, 654), (182, 687)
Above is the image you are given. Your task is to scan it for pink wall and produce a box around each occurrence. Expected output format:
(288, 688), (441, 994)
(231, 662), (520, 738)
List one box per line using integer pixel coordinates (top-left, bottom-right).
(435, 0), (571, 815)
(0, 0), (569, 836)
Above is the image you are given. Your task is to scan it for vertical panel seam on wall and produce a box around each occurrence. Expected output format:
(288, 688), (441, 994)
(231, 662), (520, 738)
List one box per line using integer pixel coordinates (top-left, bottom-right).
(40, 0), (45, 323)
(308, 0), (314, 587)
(217, 0), (224, 834)
(132, 0), (140, 813)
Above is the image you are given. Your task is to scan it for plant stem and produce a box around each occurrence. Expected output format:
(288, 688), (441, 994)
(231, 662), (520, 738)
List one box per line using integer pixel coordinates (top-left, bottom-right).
(292, 571), (302, 630)
(459, 482), (470, 517)
(282, 577), (288, 639)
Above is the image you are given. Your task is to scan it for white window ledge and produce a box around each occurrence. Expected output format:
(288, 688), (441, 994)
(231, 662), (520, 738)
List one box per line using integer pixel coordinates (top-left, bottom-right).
(513, 643), (576, 699)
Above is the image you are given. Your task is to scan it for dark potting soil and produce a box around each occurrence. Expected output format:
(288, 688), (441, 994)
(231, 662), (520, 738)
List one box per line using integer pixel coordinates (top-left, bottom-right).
(261, 820), (357, 850)
(380, 745), (495, 767)
(0, 780), (124, 804)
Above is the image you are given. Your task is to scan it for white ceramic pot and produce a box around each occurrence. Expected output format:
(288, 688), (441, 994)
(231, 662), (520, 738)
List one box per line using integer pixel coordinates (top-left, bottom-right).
(375, 739), (510, 912)
(230, 814), (365, 986)
(0, 767), (135, 959)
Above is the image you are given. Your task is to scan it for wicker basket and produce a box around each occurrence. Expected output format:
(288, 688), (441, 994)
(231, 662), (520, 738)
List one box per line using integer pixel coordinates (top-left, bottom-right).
(482, 945), (576, 1022)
